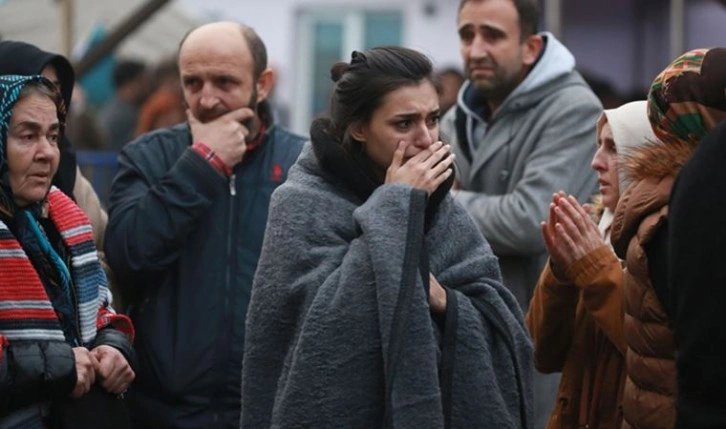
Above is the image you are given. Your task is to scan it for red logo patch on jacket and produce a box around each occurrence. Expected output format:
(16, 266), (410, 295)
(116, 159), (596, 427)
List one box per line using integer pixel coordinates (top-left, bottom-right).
(271, 164), (283, 182)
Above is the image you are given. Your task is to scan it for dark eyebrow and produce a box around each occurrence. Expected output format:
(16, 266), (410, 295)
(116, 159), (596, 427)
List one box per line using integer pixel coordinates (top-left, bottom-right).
(458, 21), (505, 32)
(392, 113), (421, 120)
(391, 109), (441, 121)
(13, 121), (60, 132)
(13, 121), (42, 132)
(214, 74), (241, 84)
(479, 24), (506, 37)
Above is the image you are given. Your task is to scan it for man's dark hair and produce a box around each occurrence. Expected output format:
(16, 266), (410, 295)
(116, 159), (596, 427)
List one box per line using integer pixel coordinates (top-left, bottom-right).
(328, 46), (434, 149)
(458, 0), (540, 39)
(112, 60), (146, 89)
(240, 25), (268, 81)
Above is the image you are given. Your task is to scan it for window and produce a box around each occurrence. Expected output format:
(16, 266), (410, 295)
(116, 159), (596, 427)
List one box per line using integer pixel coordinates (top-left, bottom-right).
(292, 8), (403, 134)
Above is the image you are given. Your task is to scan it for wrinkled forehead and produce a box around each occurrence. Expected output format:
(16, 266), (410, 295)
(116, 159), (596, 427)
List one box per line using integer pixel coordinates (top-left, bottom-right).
(7, 95), (60, 144)
(179, 39), (254, 79)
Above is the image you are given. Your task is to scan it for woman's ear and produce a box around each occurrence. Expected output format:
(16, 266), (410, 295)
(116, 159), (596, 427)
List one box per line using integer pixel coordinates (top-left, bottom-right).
(349, 122), (367, 142)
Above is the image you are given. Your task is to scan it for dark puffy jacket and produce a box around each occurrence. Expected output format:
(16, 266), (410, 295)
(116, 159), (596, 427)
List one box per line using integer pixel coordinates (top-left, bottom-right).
(104, 121), (305, 429)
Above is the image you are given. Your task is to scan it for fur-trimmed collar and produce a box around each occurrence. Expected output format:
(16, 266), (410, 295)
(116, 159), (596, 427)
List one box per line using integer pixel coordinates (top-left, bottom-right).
(610, 140), (693, 258)
(621, 139), (696, 184)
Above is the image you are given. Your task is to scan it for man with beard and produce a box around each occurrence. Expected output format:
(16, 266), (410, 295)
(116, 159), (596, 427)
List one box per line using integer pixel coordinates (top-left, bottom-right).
(440, 0), (601, 427)
(103, 21), (306, 429)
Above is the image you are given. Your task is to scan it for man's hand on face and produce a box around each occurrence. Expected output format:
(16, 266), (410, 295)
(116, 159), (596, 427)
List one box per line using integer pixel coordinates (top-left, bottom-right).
(187, 107), (255, 167)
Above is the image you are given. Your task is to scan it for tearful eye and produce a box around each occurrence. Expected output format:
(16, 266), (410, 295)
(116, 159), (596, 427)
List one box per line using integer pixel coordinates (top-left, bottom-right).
(397, 120), (412, 129)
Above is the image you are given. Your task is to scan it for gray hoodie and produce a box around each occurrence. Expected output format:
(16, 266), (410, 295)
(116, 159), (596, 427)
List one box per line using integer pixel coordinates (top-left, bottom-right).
(441, 32), (602, 311)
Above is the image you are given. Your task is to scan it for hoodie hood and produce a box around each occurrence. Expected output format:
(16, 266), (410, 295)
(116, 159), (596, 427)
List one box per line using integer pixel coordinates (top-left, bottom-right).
(0, 41), (77, 198)
(0, 41), (75, 110)
(457, 32), (576, 121)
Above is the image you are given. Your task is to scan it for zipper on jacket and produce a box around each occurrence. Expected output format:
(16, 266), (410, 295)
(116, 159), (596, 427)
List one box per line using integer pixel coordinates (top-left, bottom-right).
(229, 173), (237, 196)
(225, 172), (236, 314)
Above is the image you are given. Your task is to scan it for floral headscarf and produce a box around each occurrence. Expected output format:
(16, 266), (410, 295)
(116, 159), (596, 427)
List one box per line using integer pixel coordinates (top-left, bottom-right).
(648, 48), (726, 145)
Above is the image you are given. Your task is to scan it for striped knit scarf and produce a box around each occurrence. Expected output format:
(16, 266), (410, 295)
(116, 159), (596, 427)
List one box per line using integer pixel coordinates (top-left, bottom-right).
(0, 187), (132, 344)
(0, 187), (133, 427)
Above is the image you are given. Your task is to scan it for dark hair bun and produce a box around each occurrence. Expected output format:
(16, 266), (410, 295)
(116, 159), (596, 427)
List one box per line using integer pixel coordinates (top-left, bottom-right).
(330, 61), (350, 83)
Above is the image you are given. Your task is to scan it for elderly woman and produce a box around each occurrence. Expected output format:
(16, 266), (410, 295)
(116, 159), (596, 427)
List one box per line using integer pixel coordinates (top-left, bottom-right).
(0, 40), (109, 250)
(0, 75), (135, 428)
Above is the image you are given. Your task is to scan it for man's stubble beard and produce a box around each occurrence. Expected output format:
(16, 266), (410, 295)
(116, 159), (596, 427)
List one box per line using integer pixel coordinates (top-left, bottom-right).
(469, 68), (521, 105)
(194, 86), (259, 124)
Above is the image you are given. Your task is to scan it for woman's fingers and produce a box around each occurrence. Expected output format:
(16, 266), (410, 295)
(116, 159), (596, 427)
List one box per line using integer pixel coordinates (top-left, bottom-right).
(389, 140), (407, 169)
(555, 206), (582, 240)
(546, 202), (558, 233)
(555, 222), (579, 262)
(542, 220), (557, 254)
(421, 142), (451, 168)
(386, 141), (456, 194)
(406, 140), (442, 165)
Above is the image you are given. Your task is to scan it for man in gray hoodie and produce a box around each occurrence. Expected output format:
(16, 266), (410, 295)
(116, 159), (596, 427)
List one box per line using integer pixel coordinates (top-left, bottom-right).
(440, 0), (601, 427)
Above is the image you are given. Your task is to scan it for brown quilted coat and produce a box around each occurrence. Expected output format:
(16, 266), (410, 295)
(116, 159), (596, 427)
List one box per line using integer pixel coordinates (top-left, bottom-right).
(610, 140), (695, 429)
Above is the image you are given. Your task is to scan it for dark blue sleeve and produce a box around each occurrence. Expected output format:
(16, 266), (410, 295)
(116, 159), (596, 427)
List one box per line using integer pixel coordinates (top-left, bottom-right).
(104, 134), (227, 291)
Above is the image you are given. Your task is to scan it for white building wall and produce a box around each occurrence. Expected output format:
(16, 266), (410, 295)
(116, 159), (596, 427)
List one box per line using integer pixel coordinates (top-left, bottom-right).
(177, 0), (464, 134)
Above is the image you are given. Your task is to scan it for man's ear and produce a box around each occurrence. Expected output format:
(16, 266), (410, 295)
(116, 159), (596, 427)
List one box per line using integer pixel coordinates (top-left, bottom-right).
(255, 68), (275, 103)
(349, 122), (367, 142)
(522, 34), (544, 67)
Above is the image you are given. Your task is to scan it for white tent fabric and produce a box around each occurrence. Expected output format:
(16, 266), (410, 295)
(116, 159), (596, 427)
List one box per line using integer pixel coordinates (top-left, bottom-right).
(0, 0), (203, 63)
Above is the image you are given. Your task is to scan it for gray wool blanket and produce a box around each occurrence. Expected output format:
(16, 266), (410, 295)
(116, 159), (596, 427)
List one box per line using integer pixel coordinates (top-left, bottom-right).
(241, 143), (533, 429)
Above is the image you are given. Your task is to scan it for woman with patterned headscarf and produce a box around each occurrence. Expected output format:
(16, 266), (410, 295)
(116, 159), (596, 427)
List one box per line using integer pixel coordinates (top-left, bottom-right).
(0, 75), (135, 428)
(610, 47), (726, 429)
(0, 40), (109, 250)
